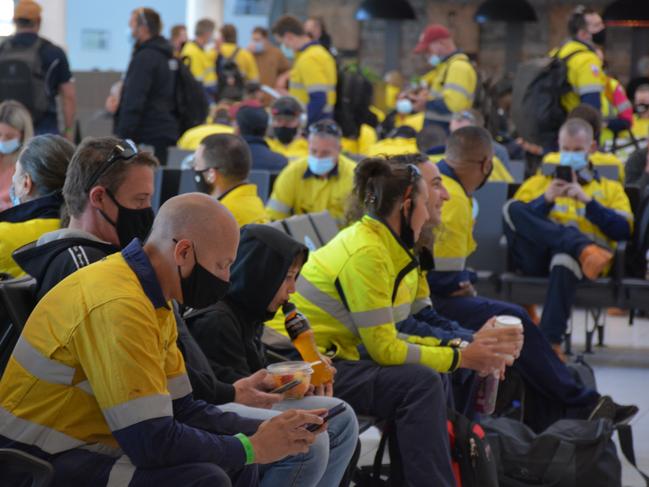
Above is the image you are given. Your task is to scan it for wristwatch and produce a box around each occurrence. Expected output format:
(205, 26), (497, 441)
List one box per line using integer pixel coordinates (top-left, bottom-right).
(448, 338), (469, 349)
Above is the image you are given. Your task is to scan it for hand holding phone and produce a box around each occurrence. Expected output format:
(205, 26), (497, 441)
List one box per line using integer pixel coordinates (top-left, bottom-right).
(555, 165), (573, 183)
(270, 379), (302, 394)
(305, 403), (346, 432)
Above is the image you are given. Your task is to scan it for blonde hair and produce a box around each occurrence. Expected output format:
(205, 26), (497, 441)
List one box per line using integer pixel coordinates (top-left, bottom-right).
(0, 100), (34, 145)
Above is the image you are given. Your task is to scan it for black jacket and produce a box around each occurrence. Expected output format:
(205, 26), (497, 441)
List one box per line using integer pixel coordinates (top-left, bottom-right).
(14, 230), (237, 404)
(242, 135), (288, 172)
(186, 225), (308, 385)
(625, 147), (649, 194)
(115, 36), (179, 144)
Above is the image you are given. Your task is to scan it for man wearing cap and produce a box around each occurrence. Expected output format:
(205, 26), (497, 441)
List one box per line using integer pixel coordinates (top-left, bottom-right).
(236, 105), (288, 172)
(413, 24), (477, 130)
(2, 0), (76, 139)
(266, 96), (309, 162)
(266, 119), (354, 224)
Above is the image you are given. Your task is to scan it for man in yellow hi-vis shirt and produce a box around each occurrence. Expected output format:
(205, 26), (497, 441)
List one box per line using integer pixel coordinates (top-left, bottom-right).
(272, 15), (336, 126)
(180, 18), (218, 98)
(413, 24), (477, 130)
(505, 119), (632, 352)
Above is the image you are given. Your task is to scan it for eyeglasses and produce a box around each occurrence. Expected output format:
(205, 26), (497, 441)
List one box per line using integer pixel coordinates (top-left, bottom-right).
(406, 163), (421, 183)
(85, 139), (138, 193)
(308, 120), (342, 138)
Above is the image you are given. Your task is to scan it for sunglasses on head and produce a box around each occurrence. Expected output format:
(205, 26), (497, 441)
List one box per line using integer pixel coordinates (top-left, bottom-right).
(308, 120), (342, 138)
(85, 139), (138, 193)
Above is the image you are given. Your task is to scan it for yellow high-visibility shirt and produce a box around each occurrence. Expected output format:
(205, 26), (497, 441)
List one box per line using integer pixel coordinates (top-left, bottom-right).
(219, 183), (269, 227)
(542, 151), (625, 184)
(553, 40), (604, 114)
(289, 42), (337, 119)
(219, 43), (260, 82)
(341, 124), (378, 157)
(367, 137), (419, 157)
(177, 123), (235, 151)
(180, 41), (217, 88)
(265, 136), (309, 163)
(423, 52), (477, 113)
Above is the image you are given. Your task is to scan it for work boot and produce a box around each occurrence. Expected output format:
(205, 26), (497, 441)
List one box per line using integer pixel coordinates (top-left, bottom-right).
(588, 395), (639, 426)
(579, 245), (613, 281)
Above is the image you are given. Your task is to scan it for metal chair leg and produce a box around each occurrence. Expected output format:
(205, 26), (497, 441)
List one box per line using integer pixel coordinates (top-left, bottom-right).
(564, 314), (573, 356)
(596, 309), (606, 347)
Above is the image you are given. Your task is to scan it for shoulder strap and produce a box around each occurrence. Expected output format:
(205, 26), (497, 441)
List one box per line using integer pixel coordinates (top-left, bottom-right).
(618, 424), (649, 486)
(226, 48), (240, 62)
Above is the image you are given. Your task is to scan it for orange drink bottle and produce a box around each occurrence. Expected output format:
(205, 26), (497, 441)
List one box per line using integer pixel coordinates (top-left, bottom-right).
(283, 302), (333, 386)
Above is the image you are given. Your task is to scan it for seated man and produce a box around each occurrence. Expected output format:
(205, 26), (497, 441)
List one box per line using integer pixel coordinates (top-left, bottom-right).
(194, 133), (268, 227)
(266, 119), (355, 223)
(505, 118), (632, 351)
(265, 96), (309, 162)
(0, 193), (327, 486)
(186, 224), (358, 487)
(14, 135), (356, 487)
(425, 126), (637, 430)
(367, 125), (419, 157)
(542, 105), (625, 183)
(236, 104), (288, 172)
(177, 103), (236, 151)
(0, 134), (74, 277)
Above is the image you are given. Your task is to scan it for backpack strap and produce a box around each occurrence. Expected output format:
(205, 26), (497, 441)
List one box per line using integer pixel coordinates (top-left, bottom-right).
(617, 424), (649, 486)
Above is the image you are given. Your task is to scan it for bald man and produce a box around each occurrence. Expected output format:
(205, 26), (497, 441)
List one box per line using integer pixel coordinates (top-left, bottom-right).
(423, 127), (636, 431)
(0, 193), (327, 487)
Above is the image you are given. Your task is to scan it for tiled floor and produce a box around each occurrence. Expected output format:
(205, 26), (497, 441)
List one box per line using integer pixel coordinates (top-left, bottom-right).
(356, 309), (649, 486)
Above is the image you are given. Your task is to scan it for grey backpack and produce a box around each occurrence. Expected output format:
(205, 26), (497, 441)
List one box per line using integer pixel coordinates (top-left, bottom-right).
(0, 36), (49, 121)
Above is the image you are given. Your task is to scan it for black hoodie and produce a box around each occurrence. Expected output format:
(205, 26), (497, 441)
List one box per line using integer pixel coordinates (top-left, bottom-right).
(115, 35), (179, 144)
(186, 224), (308, 386)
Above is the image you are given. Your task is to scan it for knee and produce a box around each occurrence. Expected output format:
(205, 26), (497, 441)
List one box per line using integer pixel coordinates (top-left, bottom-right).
(400, 364), (443, 394)
(503, 199), (526, 229)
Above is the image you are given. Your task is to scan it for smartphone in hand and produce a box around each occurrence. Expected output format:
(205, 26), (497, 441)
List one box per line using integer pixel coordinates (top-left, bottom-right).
(555, 165), (573, 182)
(270, 379), (302, 394)
(306, 403), (346, 432)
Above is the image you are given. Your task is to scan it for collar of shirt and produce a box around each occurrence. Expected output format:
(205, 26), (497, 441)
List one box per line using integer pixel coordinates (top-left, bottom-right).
(298, 40), (320, 53)
(303, 162), (339, 180)
(0, 190), (63, 223)
(441, 49), (462, 63)
(437, 159), (471, 197)
(217, 182), (247, 201)
(121, 238), (169, 309)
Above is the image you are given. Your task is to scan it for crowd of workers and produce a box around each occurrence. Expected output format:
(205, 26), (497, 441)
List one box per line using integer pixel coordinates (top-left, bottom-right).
(0, 1), (647, 486)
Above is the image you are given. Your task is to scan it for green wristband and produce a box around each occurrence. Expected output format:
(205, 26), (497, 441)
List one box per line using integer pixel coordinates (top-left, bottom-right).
(235, 433), (255, 465)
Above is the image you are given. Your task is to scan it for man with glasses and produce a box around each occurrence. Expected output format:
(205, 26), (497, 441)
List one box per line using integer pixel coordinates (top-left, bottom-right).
(14, 137), (158, 299)
(115, 7), (179, 164)
(266, 119), (355, 223)
(1, 193), (327, 486)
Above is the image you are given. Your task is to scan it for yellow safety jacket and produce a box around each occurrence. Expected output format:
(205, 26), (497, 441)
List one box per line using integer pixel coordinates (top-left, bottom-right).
(422, 52), (477, 115)
(394, 112), (425, 132)
(218, 43), (259, 82)
(219, 183), (269, 227)
(341, 124), (378, 157)
(289, 42), (337, 118)
(177, 123), (235, 151)
(266, 136), (309, 163)
(266, 215), (461, 372)
(367, 137), (419, 157)
(266, 154), (355, 222)
(513, 173), (633, 253)
(0, 250), (190, 455)
(180, 41), (217, 89)
(0, 192), (62, 278)
(553, 40), (604, 114)
(542, 151), (625, 184)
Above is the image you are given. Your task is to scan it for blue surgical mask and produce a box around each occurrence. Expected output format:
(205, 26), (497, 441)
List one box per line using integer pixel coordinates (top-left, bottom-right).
(428, 54), (442, 67)
(307, 154), (336, 176)
(253, 41), (265, 53)
(0, 138), (20, 155)
(281, 43), (295, 60)
(9, 185), (21, 207)
(559, 151), (589, 171)
(396, 98), (413, 115)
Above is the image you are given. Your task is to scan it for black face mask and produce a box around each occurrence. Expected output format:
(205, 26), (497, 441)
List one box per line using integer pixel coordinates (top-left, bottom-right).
(100, 190), (154, 248)
(635, 103), (649, 115)
(475, 160), (494, 192)
(592, 28), (607, 46)
(194, 169), (214, 195)
(274, 126), (298, 145)
(176, 240), (230, 309)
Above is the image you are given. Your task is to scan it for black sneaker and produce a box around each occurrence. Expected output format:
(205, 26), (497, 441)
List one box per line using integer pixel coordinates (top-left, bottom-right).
(588, 395), (639, 426)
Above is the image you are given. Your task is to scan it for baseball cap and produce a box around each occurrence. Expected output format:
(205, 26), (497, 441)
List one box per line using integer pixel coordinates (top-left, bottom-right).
(271, 96), (303, 118)
(413, 24), (451, 53)
(14, 0), (42, 21)
(236, 105), (269, 136)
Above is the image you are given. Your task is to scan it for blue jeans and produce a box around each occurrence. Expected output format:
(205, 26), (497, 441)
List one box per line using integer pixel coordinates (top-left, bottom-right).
(220, 396), (358, 487)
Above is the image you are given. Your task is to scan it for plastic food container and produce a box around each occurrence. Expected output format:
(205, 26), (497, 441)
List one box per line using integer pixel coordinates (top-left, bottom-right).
(267, 361), (313, 399)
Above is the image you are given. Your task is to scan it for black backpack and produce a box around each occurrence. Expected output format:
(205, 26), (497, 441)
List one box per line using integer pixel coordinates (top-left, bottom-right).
(334, 66), (376, 139)
(215, 48), (244, 102)
(170, 56), (209, 133)
(0, 36), (49, 121)
(511, 50), (584, 148)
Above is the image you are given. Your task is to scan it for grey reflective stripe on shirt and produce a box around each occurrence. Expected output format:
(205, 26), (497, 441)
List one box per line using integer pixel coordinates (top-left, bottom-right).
(267, 199), (291, 215)
(425, 110), (453, 123)
(411, 297), (432, 315)
(444, 82), (474, 100)
(290, 81), (305, 90)
(351, 307), (393, 328)
(76, 380), (94, 396)
(405, 343), (421, 364)
(615, 209), (633, 221)
(617, 100), (632, 112)
(433, 256), (466, 271)
(393, 303), (412, 323)
(296, 276), (357, 335)
(103, 394), (173, 431)
(306, 83), (336, 93)
(12, 336), (75, 386)
(576, 84), (604, 95)
(167, 373), (192, 400)
(550, 253), (583, 279)
(107, 455), (136, 487)
(502, 199), (517, 232)
(0, 406), (85, 454)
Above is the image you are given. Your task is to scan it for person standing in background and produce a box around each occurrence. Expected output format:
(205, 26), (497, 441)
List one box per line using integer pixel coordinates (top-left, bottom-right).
(0, 101), (33, 211)
(248, 27), (290, 106)
(180, 19), (218, 99)
(170, 24), (188, 58)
